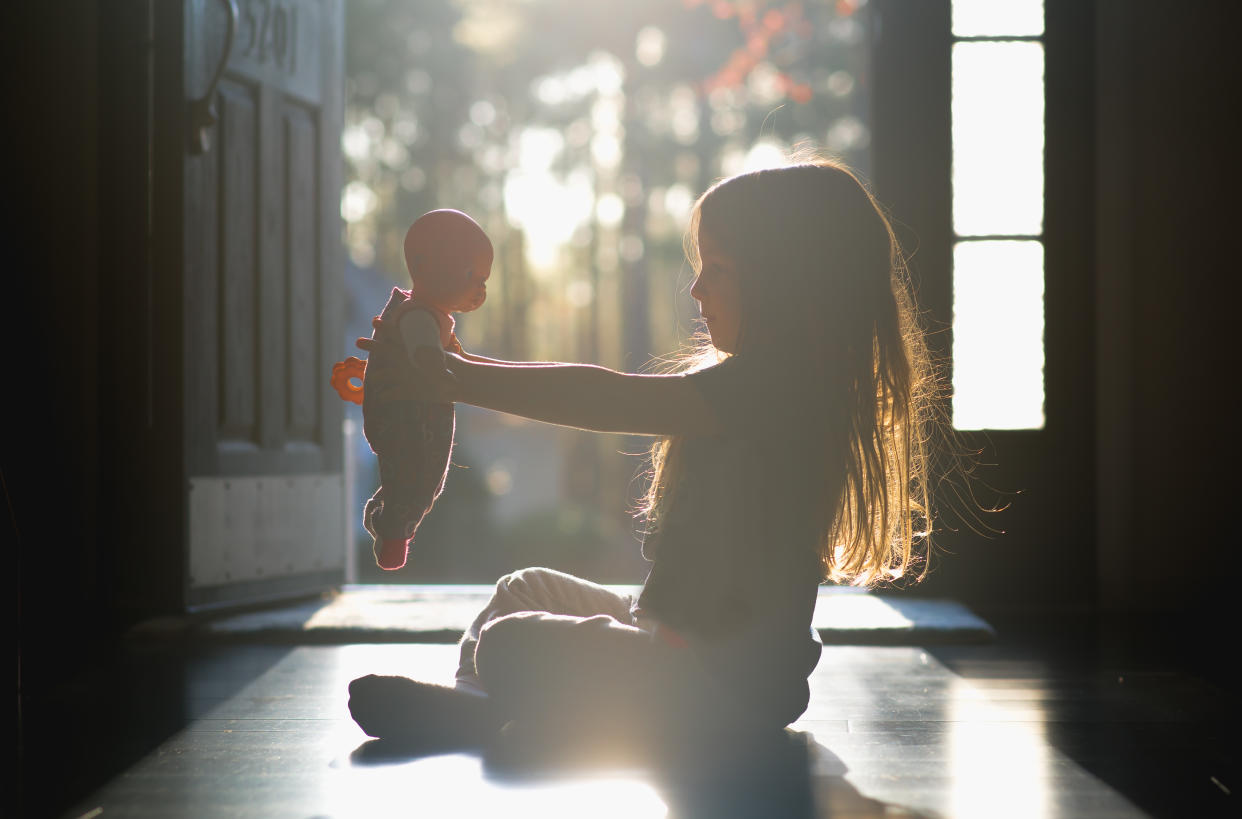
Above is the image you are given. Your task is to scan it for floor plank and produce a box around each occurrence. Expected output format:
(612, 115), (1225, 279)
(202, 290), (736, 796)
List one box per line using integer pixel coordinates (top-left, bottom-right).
(30, 622), (1239, 819)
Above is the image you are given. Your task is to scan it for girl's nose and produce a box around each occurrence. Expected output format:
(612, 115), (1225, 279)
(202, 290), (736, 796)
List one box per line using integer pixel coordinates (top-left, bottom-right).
(690, 275), (704, 302)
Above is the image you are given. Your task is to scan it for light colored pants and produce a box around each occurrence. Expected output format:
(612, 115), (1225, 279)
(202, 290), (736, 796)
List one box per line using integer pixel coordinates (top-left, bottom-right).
(455, 567), (760, 739)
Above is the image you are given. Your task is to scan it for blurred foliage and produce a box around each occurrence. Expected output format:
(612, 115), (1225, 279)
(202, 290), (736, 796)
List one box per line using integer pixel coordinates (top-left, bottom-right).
(344, 0), (871, 301)
(350, 452), (645, 583)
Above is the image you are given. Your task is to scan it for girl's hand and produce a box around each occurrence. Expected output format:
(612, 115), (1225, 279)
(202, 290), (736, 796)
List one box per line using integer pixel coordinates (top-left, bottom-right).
(410, 347), (460, 403)
(446, 332), (465, 357)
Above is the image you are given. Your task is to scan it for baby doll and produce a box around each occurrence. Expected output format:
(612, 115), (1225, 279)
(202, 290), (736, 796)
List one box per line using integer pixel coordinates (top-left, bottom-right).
(332, 209), (493, 569)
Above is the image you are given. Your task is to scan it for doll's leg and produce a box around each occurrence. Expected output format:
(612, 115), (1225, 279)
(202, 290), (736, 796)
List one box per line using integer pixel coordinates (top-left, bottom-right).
(361, 326), (453, 569)
(455, 567), (634, 692)
(360, 303), (418, 567)
(363, 398), (448, 569)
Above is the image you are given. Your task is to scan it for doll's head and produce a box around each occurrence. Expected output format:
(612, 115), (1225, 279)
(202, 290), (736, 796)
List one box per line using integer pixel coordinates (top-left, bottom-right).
(403, 209), (494, 313)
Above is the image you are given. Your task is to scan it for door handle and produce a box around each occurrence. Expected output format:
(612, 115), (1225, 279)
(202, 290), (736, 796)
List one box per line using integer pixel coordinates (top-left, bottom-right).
(189, 0), (239, 154)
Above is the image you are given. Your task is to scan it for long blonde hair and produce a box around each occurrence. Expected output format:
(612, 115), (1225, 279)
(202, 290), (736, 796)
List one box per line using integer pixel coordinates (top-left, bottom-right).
(639, 159), (939, 586)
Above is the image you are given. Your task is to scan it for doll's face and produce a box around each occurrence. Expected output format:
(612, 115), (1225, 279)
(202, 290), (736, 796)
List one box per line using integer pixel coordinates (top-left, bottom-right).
(405, 211), (494, 313)
(411, 240), (493, 313)
(690, 228), (742, 353)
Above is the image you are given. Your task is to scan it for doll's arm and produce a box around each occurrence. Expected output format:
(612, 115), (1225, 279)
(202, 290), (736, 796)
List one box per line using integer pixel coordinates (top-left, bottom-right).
(444, 355), (723, 436)
(398, 309), (444, 367)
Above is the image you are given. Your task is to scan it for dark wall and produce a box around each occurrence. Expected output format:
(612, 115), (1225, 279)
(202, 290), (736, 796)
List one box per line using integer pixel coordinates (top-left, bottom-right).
(1093, 1), (1240, 614)
(869, 0), (1239, 615)
(9, 2), (107, 687)
(12, 2), (191, 690)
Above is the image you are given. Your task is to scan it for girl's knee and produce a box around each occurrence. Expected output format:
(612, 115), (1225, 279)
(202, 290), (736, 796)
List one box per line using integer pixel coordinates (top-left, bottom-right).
(474, 611), (541, 690)
(494, 566), (555, 596)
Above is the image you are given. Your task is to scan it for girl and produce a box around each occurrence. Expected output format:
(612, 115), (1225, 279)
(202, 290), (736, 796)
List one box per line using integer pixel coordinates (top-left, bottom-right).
(347, 158), (937, 752)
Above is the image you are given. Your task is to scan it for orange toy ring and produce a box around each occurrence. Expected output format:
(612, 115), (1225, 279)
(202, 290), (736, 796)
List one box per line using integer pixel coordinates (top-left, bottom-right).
(331, 357), (366, 404)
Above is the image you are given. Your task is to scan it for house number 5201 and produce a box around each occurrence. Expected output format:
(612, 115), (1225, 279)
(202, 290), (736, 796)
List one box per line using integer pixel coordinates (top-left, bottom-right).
(240, 0), (299, 72)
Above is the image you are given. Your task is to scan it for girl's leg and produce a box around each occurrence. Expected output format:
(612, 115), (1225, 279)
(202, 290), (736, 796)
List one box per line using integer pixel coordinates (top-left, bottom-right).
(456, 567), (634, 691)
(347, 567), (632, 745)
(347, 674), (501, 748)
(473, 610), (739, 748)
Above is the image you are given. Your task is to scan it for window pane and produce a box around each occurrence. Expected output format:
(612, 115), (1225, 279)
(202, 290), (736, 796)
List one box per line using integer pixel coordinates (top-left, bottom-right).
(952, 0), (1044, 37)
(952, 42), (1044, 236)
(952, 241), (1045, 430)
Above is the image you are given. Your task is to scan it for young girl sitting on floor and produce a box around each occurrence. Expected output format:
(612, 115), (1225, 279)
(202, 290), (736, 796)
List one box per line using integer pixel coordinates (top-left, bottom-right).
(348, 158), (938, 751)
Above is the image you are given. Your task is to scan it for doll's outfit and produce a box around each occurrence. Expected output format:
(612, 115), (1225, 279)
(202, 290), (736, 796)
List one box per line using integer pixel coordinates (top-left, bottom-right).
(361, 288), (459, 570)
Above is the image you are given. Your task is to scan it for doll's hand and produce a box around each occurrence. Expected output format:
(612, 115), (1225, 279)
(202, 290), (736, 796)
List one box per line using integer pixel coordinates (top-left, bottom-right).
(354, 315), (388, 352)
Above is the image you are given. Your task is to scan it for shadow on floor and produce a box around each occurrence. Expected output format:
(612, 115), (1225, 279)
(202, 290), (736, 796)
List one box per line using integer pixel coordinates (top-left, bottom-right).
(929, 612), (1239, 819)
(20, 642), (294, 819)
(351, 726), (930, 818)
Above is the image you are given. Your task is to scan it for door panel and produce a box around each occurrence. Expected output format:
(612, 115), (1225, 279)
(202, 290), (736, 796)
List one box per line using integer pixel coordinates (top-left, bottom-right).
(184, 0), (344, 607)
(218, 80), (260, 445)
(286, 105), (320, 441)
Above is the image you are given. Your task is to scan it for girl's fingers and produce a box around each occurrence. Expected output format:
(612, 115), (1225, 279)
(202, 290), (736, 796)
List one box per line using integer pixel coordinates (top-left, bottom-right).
(412, 347), (443, 370)
(411, 349), (458, 402)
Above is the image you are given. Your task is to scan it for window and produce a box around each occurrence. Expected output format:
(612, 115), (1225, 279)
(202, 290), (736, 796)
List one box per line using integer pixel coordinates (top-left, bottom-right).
(950, 0), (1045, 430)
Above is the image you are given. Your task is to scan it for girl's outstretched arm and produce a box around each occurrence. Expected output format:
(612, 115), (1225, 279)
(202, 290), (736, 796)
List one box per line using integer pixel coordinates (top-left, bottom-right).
(454, 350), (561, 367)
(441, 352), (721, 436)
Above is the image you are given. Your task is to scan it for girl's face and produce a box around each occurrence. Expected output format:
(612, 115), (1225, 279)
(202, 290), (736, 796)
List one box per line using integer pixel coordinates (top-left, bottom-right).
(691, 229), (742, 353)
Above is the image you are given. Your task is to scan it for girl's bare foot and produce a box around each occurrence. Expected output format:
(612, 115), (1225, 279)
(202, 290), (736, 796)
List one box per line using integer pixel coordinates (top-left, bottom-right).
(348, 674), (502, 747)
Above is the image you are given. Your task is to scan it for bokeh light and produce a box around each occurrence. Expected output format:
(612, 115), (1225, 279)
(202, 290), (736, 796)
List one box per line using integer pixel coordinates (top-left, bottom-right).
(340, 0), (874, 581)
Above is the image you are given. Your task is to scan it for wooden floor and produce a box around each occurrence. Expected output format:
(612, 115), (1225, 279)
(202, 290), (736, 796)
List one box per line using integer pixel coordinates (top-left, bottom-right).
(20, 615), (1238, 818)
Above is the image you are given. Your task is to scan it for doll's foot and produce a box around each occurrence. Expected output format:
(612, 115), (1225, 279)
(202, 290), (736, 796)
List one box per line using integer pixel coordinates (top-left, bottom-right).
(348, 675), (502, 747)
(375, 537), (409, 570)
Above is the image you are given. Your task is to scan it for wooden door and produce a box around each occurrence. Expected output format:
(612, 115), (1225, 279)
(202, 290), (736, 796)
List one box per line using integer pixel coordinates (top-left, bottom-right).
(182, 0), (345, 607)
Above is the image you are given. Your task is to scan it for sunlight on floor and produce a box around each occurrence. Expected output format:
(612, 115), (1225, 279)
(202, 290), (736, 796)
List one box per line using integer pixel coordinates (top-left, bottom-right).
(326, 644), (669, 819)
(947, 677), (1051, 819)
(812, 591), (915, 630)
(324, 753), (667, 819)
(792, 648), (1147, 817)
(69, 643), (1159, 817)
